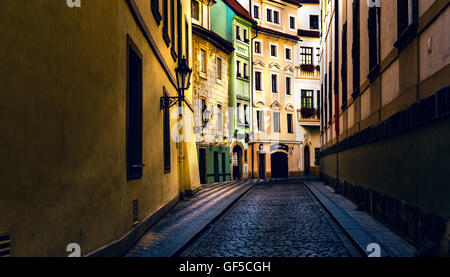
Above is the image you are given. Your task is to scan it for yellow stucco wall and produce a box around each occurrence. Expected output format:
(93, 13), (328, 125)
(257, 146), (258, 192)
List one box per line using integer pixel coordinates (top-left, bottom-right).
(0, 0), (198, 256)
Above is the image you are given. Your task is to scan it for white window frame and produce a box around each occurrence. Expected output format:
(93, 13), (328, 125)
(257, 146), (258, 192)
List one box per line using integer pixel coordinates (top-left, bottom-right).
(216, 56), (223, 82)
(269, 42), (278, 59)
(254, 39), (263, 56)
(271, 8), (281, 25)
(284, 45), (293, 61)
(285, 76), (293, 96)
(253, 4), (261, 20)
(266, 7), (273, 22)
(243, 62), (249, 78)
(254, 70), (264, 92)
(288, 15), (297, 31)
(191, 0), (201, 25)
(243, 28), (249, 44)
(270, 72), (279, 94)
(235, 24), (241, 41)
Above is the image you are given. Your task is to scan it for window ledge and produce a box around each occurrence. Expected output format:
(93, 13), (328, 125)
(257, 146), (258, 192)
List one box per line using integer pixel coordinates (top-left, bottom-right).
(351, 87), (360, 99)
(394, 21), (418, 52)
(171, 47), (177, 62)
(151, 2), (162, 26)
(163, 29), (171, 47)
(367, 64), (380, 83)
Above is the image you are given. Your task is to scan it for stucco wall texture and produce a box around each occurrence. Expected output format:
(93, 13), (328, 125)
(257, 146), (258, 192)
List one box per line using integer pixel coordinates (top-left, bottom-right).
(0, 0), (198, 256)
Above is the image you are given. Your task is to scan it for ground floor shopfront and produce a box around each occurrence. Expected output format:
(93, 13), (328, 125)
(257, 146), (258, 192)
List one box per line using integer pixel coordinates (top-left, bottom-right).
(197, 144), (231, 184)
(248, 142), (302, 179)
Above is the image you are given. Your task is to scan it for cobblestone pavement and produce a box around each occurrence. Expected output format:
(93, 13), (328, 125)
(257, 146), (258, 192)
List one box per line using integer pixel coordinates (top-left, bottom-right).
(125, 179), (261, 257)
(179, 179), (358, 257)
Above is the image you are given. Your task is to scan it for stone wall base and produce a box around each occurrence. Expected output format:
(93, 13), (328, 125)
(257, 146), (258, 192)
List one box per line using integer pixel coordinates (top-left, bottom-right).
(320, 173), (450, 257)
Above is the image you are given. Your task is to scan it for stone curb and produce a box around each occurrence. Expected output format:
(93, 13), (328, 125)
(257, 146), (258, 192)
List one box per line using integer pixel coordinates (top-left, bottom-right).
(153, 179), (260, 257)
(305, 182), (397, 257)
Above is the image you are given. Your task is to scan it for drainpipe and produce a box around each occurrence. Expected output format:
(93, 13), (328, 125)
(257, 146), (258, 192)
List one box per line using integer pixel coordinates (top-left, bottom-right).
(250, 21), (259, 180)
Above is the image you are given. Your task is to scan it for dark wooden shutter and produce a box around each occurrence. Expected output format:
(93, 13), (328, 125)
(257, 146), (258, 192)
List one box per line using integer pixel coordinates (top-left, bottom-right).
(127, 39), (143, 180)
(368, 7), (377, 70)
(397, 0), (409, 37)
(328, 62), (333, 124)
(352, 0), (360, 98)
(342, 22), (348, 108)
(163, 87), (171, 173)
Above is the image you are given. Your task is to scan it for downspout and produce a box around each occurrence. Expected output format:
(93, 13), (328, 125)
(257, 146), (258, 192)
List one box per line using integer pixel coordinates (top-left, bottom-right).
(250, 21), (259, 180)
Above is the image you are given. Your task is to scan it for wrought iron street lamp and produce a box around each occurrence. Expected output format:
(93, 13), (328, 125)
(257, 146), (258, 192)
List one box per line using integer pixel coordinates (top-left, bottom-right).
(160, 56), (192, 111)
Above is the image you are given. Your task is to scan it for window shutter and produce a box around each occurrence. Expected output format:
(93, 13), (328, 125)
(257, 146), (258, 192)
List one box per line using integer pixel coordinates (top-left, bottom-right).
(397, 0), (409, 37)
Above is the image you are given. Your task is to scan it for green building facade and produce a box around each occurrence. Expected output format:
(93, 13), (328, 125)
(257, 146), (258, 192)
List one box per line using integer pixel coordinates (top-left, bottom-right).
(211, 0), (256, 179)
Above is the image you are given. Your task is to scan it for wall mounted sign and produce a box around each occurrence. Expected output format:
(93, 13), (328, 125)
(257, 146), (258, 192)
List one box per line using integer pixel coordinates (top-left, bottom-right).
(270, 144), (289, 152)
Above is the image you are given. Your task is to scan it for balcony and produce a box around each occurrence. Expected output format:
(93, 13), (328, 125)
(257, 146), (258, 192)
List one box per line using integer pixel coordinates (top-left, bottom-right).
(295, 64), (320, 80)
(297, 108), (320, 126)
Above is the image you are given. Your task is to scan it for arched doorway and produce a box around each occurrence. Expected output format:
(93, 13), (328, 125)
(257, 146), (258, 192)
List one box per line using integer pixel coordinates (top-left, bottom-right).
(304, 146), (310, 176)
(271, 152), (288, 178)
(232, 145), (242, 180)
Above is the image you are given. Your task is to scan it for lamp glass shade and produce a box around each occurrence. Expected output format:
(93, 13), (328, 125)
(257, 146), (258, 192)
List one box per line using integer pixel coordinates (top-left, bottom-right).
(176, 56), (192, 92)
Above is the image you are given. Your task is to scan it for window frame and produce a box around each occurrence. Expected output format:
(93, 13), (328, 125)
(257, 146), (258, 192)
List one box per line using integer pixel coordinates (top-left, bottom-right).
(289, 15), (296, 30)
(310, 15), (319, 30)
(126, 35), (144, 180)
(271, 73), (279, 94)
(273, 111), (280, 133)
(300, 46), (313, 65)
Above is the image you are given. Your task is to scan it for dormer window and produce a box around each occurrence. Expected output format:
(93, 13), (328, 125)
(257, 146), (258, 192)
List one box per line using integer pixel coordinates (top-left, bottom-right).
(192, 0), (200, 22)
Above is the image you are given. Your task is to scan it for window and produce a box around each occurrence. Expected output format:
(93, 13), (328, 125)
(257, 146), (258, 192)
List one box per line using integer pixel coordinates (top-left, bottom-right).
(287, 114), (293, 134)
(254, 41), (261, 54)
(324, 75), (327, 126)
(352, 0), (360, 97)
(397, 0), (418, 38)
(270, 44), (277, 57)
(222, 153), (226, 173)
(368, 5), (380, 76)
(301, 90), (313, 109)
(271, 74), (278, 93)
(328, 62), (332, 123)
(237, 103), (242, 124)
(163, 0), (170, 46)
(127, 38), (143, 179)
(163, 88), (171, 173)
(171, 0), (176, 58)
(310, 15), (319, 30)
(273, 11), (279, 24)
(217, 104), (222, 132)
(191, 0), (200, 21)
(185, 21), (189, 65)
(255, 71), (262, 91)
(236, 60), (241, 77)
(300, 47), (313, 65)
(286, 77), (291, 95)
(244, 104), (249, 125)
(273, 112), (280, 133)
(289, 16), (296, 29)
(253, 5), (260, 19)
(200, 98), (206, 127)
(243, 63), (248, 78)
(151, 0), (162, 25)
(266, 8), (272, 22)
(236, 25), (241, 40)
(177, 0), (182, 59)
(317, 90), (320, 111)
(257, 110), (264, 131)
(285, 48), (291, 60)
(341, 22), (348, 107)
(243, 29), (248, 42)
(217, 57), (222, 80)
(200, 49), (206, 74)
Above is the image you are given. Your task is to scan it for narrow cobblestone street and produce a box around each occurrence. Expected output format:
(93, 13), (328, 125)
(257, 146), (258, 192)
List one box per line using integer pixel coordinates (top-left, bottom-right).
(178, 179), (360, 257)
